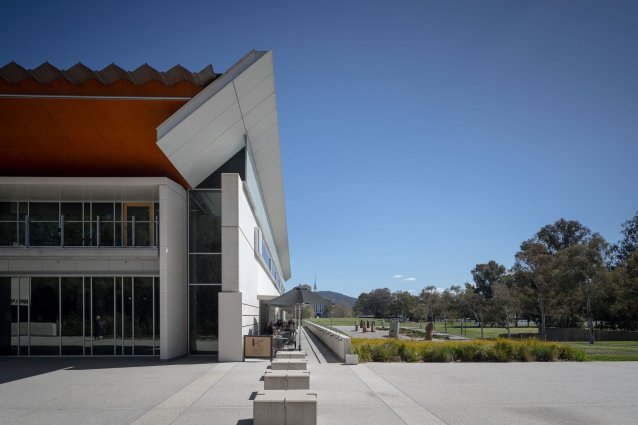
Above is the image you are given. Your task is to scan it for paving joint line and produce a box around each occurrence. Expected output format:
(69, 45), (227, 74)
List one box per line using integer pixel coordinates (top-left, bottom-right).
(349, 364), (449, 425)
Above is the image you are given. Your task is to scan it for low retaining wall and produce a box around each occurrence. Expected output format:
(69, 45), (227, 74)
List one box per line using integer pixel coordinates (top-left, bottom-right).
(546, 328), (638, 342)
(304, 321), (351, 361)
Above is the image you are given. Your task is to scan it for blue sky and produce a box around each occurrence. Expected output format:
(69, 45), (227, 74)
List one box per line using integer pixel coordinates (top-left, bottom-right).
(2, 1), (637, 297)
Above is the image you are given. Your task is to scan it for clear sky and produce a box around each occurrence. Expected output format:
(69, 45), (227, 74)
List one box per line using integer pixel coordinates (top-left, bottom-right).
(2, 1), (637, 297)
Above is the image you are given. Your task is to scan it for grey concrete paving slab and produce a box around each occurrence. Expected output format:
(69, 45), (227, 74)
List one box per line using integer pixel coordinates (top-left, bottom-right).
(1, 357), (637, 425)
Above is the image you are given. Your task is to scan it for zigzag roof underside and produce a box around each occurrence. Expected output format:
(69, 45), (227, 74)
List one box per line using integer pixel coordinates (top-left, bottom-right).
(0, 61), (219, 87)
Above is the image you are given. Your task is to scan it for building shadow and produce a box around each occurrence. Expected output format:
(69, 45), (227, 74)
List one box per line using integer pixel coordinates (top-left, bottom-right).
(0, 355), (218, 385)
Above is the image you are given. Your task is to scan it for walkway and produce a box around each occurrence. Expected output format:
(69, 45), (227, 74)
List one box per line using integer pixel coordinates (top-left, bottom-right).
(1, 357), (638, 424)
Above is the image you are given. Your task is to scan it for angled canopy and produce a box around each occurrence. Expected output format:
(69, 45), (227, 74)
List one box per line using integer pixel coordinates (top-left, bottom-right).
(267, 286), (332, 307)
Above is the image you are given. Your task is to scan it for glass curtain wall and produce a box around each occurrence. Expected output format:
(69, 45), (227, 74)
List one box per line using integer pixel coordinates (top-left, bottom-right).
(0, 276), (159, 356)
(0, 201), (158, 248)
(188, 190), (221, 354)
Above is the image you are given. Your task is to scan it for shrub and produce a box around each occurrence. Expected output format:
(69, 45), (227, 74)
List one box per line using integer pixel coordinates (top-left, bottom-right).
(350, 338), (585, 363)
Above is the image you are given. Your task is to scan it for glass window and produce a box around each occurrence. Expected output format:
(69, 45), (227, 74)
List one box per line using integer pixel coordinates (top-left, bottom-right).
(61, 277), (83, 355)
(61, 203), (83, 221)
(29, 203), (59, 221)
(134, 277), (154, 355)
(30, 277), (60, 355)
(91, 277), (114, 355)
(19, 278), (29, 355)
(29, 222), (61, 246)
(92, 203), (114, 221)
(0, 222), (17, 246)
(189, 285), (220, 354)
(0, 202), (17, 220)
(189, 191), (221, 253)
(64, 222), (84, 246)
(188, 254), (221, 284)
(0, 277), (19, 355)
(154, 277), (160, 356)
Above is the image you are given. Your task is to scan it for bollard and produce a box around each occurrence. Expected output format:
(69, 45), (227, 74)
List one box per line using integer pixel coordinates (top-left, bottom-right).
(371, 321), (376, 332)
(355, 323), (358, 331)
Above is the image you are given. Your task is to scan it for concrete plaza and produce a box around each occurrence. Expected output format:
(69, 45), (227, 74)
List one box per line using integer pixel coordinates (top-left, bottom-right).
(1, 333), (637, 425)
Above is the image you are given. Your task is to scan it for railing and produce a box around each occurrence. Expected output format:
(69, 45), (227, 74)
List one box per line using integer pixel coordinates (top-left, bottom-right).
(0, 215), (159, 248)
(304, 320), (351, 362)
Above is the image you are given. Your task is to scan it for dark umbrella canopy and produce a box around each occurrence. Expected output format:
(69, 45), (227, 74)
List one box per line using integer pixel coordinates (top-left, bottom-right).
(267, 286), (332, 306)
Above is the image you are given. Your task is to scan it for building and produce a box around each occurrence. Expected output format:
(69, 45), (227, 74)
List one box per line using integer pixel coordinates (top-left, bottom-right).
(0, 50), (290, 361)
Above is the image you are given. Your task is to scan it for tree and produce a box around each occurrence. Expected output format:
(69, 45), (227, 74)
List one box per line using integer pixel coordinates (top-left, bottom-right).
(354, 292), (370, 316)
(536, 218), (592, 254)
(471, 261), (506, 300)
(332, 302), (353, 318)
(492, 276), (521, 338)
(615, 210), (638, 264)
(514, 241), (553, 340)
(389, 291), (416, 320)
(420, 285), (438, 323)
(554, 236), (607, 343)
(459, 283), (490, 339)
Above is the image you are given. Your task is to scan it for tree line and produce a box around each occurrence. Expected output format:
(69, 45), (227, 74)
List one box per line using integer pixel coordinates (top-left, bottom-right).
(353, 211), (638, 343)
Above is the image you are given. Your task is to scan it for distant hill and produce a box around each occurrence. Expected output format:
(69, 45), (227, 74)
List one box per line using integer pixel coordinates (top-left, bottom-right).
(317, 291), (357, 307)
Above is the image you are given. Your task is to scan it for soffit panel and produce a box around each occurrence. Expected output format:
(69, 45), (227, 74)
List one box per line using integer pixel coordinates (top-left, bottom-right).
(169, 103), (243, 171)
(157, 51), (290, 279)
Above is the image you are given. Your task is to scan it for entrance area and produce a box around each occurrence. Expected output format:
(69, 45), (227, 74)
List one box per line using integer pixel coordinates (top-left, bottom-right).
(0, 276), (160, 356)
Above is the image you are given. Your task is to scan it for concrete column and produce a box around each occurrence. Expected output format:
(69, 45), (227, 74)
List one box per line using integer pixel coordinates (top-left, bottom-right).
(159, 182), (188, 360)
(218, 291), (243, 361)
(219, 173), (243, 361)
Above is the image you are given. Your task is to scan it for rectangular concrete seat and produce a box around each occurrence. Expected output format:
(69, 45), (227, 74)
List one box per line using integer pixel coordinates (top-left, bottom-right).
(271, 358), (307, 370)
(264, 370), (310, 390)
(285, 390), (317, 425)
(254, 390), (317, 425)
(276, 351), (307, 359)
(253, 390), (286, 425)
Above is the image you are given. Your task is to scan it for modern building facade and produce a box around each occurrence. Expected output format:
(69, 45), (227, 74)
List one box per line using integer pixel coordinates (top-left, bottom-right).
(0, 51), (290, 361)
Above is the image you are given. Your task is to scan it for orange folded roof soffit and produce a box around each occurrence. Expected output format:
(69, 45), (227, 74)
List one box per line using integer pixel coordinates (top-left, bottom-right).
(0, 62), (221, 188)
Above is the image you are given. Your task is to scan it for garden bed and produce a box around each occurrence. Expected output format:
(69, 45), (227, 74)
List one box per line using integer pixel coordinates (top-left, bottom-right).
(352, 338), (585, 362)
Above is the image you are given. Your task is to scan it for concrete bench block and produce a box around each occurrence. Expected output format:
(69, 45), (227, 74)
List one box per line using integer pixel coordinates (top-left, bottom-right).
(286, 370), (310, 390)
(271, 359), (307, 371)
(345, 354), (359, 365)
(276, 351), (307, 359)
(253, 390), (286, 425)
(285, 390), (317, 425)
(264, 370), (310, 390)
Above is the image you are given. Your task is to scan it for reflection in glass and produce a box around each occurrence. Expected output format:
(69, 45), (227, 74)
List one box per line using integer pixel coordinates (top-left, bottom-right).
(64, 222), (83, 246)
(30, 277), (60, 355)
(29, 222), (60, 246)
(189, 191), (221, 253)
(154, 277), (160, 355)
(0, 222), (17, 246)
(92, 277), (114, 355)
(61, 277), (83, 355)
(189, 285), (220, 354)
(134, 277), (154, 355)
(123, 277), (133, 355)
(29, 203), (59, 220)
(188, 254), (221, 284)
(84, 278), (91, 355)
(19, 278), (29, 355)
(0, 277), (19, 355)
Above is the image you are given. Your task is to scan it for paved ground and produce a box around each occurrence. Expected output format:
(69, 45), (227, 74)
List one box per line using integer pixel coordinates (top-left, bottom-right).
(1, 334), (637, 425)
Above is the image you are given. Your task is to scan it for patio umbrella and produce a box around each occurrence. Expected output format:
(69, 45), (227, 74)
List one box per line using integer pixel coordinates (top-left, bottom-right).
(268, 285), (332, 307)
(267, 285), (332, 350)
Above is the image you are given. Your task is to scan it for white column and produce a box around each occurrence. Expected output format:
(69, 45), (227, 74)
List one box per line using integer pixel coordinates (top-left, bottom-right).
(159, 182), (188, 360)
(219, 173), (243, 361)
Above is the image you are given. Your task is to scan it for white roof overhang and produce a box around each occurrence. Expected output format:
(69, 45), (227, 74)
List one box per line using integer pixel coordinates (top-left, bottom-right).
(156, 50), (291, 280)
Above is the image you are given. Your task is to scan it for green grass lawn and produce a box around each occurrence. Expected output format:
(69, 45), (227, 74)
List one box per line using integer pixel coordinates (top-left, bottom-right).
(306, 317), (539, 340)
(569, 341), (638, 361)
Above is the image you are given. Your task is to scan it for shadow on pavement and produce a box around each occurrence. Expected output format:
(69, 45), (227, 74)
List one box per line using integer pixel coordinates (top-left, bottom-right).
(0, 356), (218, 385)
